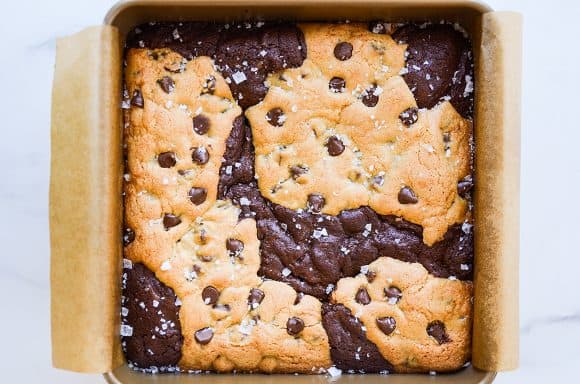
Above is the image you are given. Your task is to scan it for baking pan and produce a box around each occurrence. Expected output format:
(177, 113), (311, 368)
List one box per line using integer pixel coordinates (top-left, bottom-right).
(50, 0), (521, 382)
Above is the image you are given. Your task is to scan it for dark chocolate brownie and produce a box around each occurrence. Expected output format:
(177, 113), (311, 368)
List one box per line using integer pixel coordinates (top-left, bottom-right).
(122, 263), (183, 369)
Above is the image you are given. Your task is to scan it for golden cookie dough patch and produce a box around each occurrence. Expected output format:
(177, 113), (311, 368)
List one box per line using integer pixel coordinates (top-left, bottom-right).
(246, 23), (472, 245)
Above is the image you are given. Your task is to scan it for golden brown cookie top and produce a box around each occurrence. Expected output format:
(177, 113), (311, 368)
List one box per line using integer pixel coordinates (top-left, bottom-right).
(246, 23), (471, 245)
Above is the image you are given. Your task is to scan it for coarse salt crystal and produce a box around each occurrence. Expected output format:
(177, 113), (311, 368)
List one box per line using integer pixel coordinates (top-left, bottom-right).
(120, 324), (133, 337)
(326, 284), (335, 294)
(239, 197), (251, 206)
(282, 268), (292, 277)
(327, 366), (342, 378)
(460, 264), (470, 271)
(232, 71), (247, 84)
(123, 258), (133, 269)
(448, 275), (458, 281)
(152, 300), (159, 308)
(160, 261), (172, 271)
(360, 265), (369, 274)
(121, 307), (129, 317)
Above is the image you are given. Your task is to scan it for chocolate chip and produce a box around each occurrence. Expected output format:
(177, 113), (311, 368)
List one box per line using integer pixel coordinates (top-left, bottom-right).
(192, 115), (210, 135)
(188, 187), (207, 205)
(194, 327), (214, 344)
(398, 186), (418, 204)
(399, 107), (419, 126)
(163, 214), (181, 230)
(355, 287), (371, 305)
(266, 108), (285, 127)
(366, 270), (377, 283)
(338, 210), (367, 233)
(329, 77), (346, 93)
(362, 86), (379, 107)
(123, 227), (135, 246)
(286, 317), (305, 336)
(426, 320), (450, 344)
(157, 76), (175, 94)
(290, 165), (308, 179)
(200, 254), (214, 262)
(248, 288), (265, 307)
(326, 136), (345, 156)
(457, 175), (473, 197)
(294, 292), (304, 305)
(192, 147), (209, 165)
(376, 317), (397, 335)
(192, 264), (202, 274)
(157, 151), (176, 168)
(334, 42), (353, 60)
(202, 75), (216, 94)
(384, 286), (402, 303)
(131, 90), (144, 108)
(369, 21), (388, 34)
(202, 286), (220, 305)
(307, 193), (325, 213)
(226, 238), (244, 256)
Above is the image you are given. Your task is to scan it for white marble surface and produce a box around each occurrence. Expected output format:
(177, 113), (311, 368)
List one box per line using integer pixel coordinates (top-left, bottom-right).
(0, 0), (578, 382)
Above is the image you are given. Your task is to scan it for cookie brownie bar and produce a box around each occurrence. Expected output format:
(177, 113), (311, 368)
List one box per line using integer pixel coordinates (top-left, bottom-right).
(121, 21), (475, 374)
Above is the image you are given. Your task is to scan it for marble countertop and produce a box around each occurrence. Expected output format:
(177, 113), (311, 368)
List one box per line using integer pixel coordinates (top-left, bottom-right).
(0, 0), (578, 382)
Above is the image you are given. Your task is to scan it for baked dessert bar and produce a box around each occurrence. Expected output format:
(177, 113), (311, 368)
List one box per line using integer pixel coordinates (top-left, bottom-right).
(121, 20), (475, 375)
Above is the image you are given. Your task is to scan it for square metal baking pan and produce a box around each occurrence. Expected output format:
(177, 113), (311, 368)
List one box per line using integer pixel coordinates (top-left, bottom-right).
(50, 0), (521, 383)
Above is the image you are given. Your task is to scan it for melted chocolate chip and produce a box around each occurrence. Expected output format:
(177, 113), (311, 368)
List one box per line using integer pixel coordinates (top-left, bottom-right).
(123, 227), (135, 246)
(157, 151), (176, 168)
(163, 214), (181, 230)
(307, 193), (325, 213)
(368, 21), (389, 34)
(290, 165), (308, 179)
(192, 147), (209, 165)
(286, 317), (305, 335)
(248, 288), (265, 307)
(294, 292), (304, 305)
(226, 238), (244, 256)
(355, 287), (371, 305)
(457, 175), (473, 197)
(334, 42), (353, 60)
(384, 286), (402, 303)
(362, 86), (379, 107)
(201, 286), (220, 305)
(426, 320), (450, 344)
(366, 270), (377, 283)
(194, 327), (214, 344)
(266, 108), (285, 127)
(192, 115), (210, 135)
(157, 76), (175, 93)
(376, 317), (397, 335)
(399, 107), (419, 126)
(131, 89), (144, 108)
(329, 77), (346, 93)
(200, 254), (214, 262)
(398, 186), (418, 204)
(326, 136), (345, 156)
(188, 187), (207, 205)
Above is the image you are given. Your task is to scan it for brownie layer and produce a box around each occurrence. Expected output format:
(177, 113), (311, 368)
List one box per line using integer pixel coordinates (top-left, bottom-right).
(122, 263), (183, 369)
